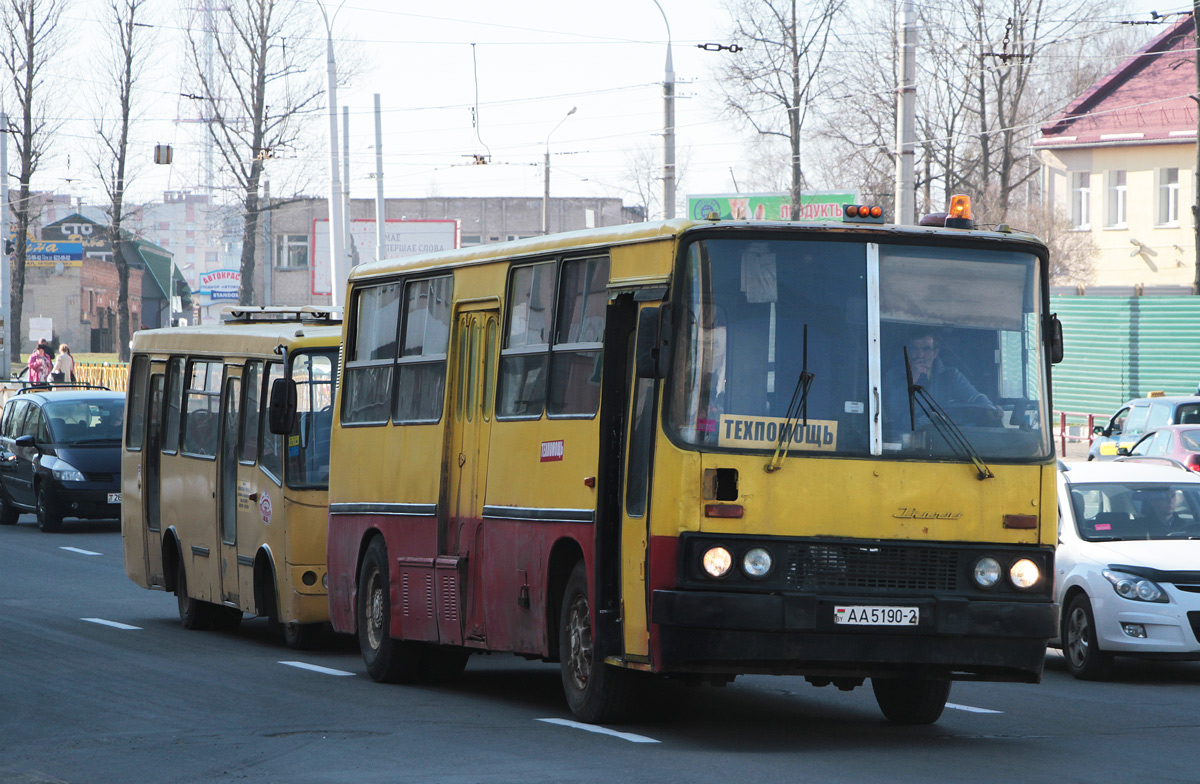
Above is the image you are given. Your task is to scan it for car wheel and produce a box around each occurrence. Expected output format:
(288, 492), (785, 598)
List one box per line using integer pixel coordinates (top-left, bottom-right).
(559, 561), (637, 724)
(36, 484), (62, 532)
(357, 536), (424, 683)
(0, 490), (19, 525)
(1063, 593), (1113, 680)
(871, 675), (952, 724)
(176, 564), (215, 631)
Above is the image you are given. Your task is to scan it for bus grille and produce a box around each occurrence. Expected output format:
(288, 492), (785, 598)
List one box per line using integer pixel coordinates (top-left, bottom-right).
(784, 542), (960, 592)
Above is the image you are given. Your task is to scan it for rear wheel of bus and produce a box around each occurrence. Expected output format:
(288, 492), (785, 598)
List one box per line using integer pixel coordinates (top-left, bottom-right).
(358, 535), (424, 683)
(176, 564), (215, 630)
(871, 674), (951, 724)
(559, 561), (637, 724)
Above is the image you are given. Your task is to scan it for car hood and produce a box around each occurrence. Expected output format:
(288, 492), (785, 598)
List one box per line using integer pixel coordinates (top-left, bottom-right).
(1083, 539), (1200, 571)
(51, 443), (121, 473)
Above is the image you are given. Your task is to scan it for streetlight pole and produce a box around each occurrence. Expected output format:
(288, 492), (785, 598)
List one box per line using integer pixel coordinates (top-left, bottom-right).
(316, 0), (346, 308)
(542, 106), (576, 235)
(652, 0), (675, 219)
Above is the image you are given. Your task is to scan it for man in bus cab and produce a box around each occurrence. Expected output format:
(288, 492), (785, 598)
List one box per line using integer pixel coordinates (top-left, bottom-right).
(885, 328), (998, 433)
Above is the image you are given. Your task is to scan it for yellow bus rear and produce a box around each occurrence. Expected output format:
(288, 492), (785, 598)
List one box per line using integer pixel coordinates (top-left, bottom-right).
(122, 307), (340, 648)
(325, 214), (1060, 723)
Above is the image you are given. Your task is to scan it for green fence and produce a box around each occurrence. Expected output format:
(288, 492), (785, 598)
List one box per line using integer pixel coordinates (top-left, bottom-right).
(1051, 296), (1200, 416)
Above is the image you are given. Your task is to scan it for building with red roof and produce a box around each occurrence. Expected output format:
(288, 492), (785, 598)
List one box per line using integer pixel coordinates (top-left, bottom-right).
(1036, 14), (1196, 289)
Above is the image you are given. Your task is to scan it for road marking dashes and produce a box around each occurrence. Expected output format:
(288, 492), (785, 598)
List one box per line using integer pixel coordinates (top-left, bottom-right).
(947, 702), (1002, 714)
(82, 618), (141, 630)
(279, 661), (355, 676)
(60, 547), (101, 556)
(537, 718), (661, 743)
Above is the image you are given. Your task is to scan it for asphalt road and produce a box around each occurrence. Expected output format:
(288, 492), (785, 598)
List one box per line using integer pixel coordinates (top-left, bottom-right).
(3, 516), (1200, 784)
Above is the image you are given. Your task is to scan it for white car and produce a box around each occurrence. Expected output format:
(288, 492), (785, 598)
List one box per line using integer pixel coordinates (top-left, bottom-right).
(1055, 460), (1200, 678)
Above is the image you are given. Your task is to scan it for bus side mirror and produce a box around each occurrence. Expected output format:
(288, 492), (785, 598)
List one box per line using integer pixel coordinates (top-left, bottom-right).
(1049, 313), (1064, 365)
(635, 304), (672, 379)
(268, 377), (297, 435)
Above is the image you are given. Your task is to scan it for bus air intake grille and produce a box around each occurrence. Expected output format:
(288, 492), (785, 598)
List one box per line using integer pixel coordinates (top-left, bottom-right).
(783, 543), (960, 592)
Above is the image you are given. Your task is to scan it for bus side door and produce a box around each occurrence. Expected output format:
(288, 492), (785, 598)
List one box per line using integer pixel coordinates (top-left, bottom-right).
(217, 371), (242, 606)
(142, 370), (166, 587)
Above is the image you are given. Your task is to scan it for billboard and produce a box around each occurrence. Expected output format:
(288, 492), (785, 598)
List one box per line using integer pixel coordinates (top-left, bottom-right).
(26, 241), (84, 267)
(312, 219), (458, 296)
(687, 191), (857, 223)
(200, 268), (240, 302)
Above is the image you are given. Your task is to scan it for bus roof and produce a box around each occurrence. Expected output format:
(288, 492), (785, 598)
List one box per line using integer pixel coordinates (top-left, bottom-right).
(349, 218), (1049, 281)
(131, 321), (342, 356)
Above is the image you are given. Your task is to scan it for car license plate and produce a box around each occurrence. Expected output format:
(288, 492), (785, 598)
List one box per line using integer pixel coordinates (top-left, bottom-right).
(833, 606), (918, 626)
(107, 493), (121, 504)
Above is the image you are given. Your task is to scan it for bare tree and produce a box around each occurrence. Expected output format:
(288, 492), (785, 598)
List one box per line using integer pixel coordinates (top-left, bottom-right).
(94, 0), (150, 361)
(620, 141), (687, 220)
(185, 0), (325, 305)
(0, 0), (64, 356)
(718, 0), (845, 214)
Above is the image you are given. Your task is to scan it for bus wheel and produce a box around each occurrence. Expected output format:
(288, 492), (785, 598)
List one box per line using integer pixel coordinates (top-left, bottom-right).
(423, 644), (470, 682)
(283, 621), (323, 650)
(358, 536), (424, 683)
(559, 561), (636, 724)
(212, 606), (243, 631)
(871, 675), (951, 724)
(176, 565), (215, 631)
(36, 484), (62, 532)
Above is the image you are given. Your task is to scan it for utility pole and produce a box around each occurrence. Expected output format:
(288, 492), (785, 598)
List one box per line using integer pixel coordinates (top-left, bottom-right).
(343, 105), (353, 274)
(894, 0), (917, 224)
(374, 94), (386, 262)
(1192, 0), (1200, 292)
(652, 0), (675, 219)
(1, 109), (8, 377)
(317, 1), (346, 308)
(542, 106), (576, 235)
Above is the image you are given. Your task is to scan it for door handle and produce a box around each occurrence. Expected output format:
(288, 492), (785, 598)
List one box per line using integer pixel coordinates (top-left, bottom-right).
(249, 492), (258, 502)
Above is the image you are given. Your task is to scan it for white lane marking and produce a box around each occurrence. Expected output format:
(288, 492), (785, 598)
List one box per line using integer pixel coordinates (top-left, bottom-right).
(60, 547), (102, 556)
(946, 702), (1002, 714)
(537, 718), (661, 743)
(82, 618), (142, 630)
(279, 661), (356, 677)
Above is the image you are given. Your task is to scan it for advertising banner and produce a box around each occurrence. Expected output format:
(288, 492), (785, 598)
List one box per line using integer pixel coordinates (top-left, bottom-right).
(312, 219), (458, 296)
(687, 191), (857, 223)
(26, 241), (83, 267)
(200, 268), (241, 302)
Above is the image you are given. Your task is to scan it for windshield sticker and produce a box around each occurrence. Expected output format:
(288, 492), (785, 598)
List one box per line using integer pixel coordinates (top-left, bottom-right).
(718, 415), (838, 451)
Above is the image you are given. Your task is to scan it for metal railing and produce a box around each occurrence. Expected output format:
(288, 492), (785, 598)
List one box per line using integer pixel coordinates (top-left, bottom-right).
(1056, 410), (1098, 458)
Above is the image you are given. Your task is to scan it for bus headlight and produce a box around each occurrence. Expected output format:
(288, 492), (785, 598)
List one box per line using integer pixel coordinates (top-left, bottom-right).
(742, 547), (773, 579)
(702, 546), (733, 578)
(1009, 558), (1040, 589)
(972, 556), (1001, 588)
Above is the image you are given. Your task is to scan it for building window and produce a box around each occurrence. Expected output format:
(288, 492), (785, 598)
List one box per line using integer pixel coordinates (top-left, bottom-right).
(276, 234), (309, 268)
(1071, 171), (1090, 229)
(1105, 170), (1126, 228)
(1158, 168), (1179, 226)
(461, 234), (482, 246)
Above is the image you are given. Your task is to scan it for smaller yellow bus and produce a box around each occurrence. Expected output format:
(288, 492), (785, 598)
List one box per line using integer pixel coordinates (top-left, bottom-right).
(122, 306), (340, 648)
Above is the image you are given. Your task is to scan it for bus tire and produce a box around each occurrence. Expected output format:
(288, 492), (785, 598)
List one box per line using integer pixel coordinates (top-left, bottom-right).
(422, 644), (470, 682)
(176, 565), (215, 631)
(212, 606), (243, 631)
(283, 621), (324, 650)
(358, 536), (424, 683)
(871, 675), (951, 724)
(36, 484), (62, 532)
(559, 561), (637, 724)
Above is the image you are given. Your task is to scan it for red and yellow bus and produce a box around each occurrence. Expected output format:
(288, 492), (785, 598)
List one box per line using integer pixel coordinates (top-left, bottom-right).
(325, 205), (1062, 723)
(122, 307), (340, 648)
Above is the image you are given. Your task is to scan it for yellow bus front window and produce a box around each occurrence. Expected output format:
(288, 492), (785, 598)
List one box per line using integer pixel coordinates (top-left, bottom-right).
(286, 351), (338, 489)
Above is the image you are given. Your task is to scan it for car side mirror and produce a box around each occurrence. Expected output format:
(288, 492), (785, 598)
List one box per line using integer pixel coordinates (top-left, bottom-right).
(268, 377), (297, 435)
(1092, 425), (1105, 435)
(1116, 445), (1130, 456)
(14, 434), (35, 450)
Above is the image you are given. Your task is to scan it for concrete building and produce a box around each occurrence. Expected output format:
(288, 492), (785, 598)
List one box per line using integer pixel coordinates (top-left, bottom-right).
(1036, 15), (1197, 291)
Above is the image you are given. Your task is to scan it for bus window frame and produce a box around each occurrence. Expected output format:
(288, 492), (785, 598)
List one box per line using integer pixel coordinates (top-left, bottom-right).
(161, 356), (185, 456)
(286, 349), (338, 491)
(239, 360), (264, 466)
(495, 259), (557, 421)
(341, 280), (402, 427)
(125, 354), (149, 451)
(393, 274), (453, 426)
(179, 358), (225, 460)
(546, 254), (609, 420)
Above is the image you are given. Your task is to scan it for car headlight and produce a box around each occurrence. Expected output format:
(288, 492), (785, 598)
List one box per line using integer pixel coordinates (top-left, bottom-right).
(1103, 569), (1167, 603)
(972, 556), (1001, 588)
(702, 546), (733, 578)
(1009, 558), (1041, 589)
(742, 547), (773, 579)
(51, 460), (85, 482)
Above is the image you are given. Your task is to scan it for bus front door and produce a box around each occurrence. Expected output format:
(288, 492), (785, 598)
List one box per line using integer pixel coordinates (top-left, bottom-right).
(142, 372), (166, 588)
(443, 304), (499, 646)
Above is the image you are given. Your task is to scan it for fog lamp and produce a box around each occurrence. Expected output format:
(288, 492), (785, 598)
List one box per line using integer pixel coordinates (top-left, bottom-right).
(1121, 623), (1147, 639)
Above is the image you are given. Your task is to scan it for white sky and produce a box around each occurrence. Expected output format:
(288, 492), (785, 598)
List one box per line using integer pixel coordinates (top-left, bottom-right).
(24, 0), (1194, 213)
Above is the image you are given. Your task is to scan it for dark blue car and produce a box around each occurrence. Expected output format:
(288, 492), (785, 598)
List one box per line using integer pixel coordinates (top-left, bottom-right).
(0, 388), (124, 531)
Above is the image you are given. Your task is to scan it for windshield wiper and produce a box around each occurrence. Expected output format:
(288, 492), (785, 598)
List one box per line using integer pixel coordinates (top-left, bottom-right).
(766, 325), (815, 473)
(910, 384), (994, 480)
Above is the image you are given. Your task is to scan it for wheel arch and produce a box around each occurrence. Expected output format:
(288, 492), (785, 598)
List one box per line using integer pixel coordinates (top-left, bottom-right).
(253, 545), (279, 620)
(545, 536), (586, 662)
(161, 526), (183, 595)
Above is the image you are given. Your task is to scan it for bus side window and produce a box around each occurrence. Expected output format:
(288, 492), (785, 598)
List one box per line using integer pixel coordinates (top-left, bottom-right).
(126, 355), (149, 450)
(240, 361), (262, 464)
(181, 360), (222, 458)
(260, 363), (284, 483)
(162, 357), (184, 454)
(497, 261), (554, 418)
(343, 282), (400, 425)
(394, 275), (452, 423)
(548, 256), (608, 417)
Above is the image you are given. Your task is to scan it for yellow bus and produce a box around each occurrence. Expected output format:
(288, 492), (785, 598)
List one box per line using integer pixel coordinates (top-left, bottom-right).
(122, 306), (340, 649)
(325, 203), (1064, 723)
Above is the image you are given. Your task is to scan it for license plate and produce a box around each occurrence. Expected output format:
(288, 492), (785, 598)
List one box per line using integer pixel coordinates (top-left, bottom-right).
(108, 493), (121, 504)
(833, 605), (919, 626)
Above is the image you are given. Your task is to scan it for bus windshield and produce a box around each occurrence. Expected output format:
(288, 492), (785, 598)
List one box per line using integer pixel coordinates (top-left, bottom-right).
(667, 236), (1051, 461)
(286, 350), (338, 488)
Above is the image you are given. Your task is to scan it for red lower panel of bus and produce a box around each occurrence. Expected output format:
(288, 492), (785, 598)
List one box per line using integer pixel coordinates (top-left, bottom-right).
(327, 512), (592, 658)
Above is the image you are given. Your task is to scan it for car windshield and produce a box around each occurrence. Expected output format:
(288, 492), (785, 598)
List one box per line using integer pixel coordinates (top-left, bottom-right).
(43, 400), (124, 444)
(1068, 481), (1200, 541)
(665, 235), (1052, 460)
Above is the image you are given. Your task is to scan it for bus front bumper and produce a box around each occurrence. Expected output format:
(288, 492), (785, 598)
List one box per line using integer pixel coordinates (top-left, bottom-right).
(651, 589), (1058, 682)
